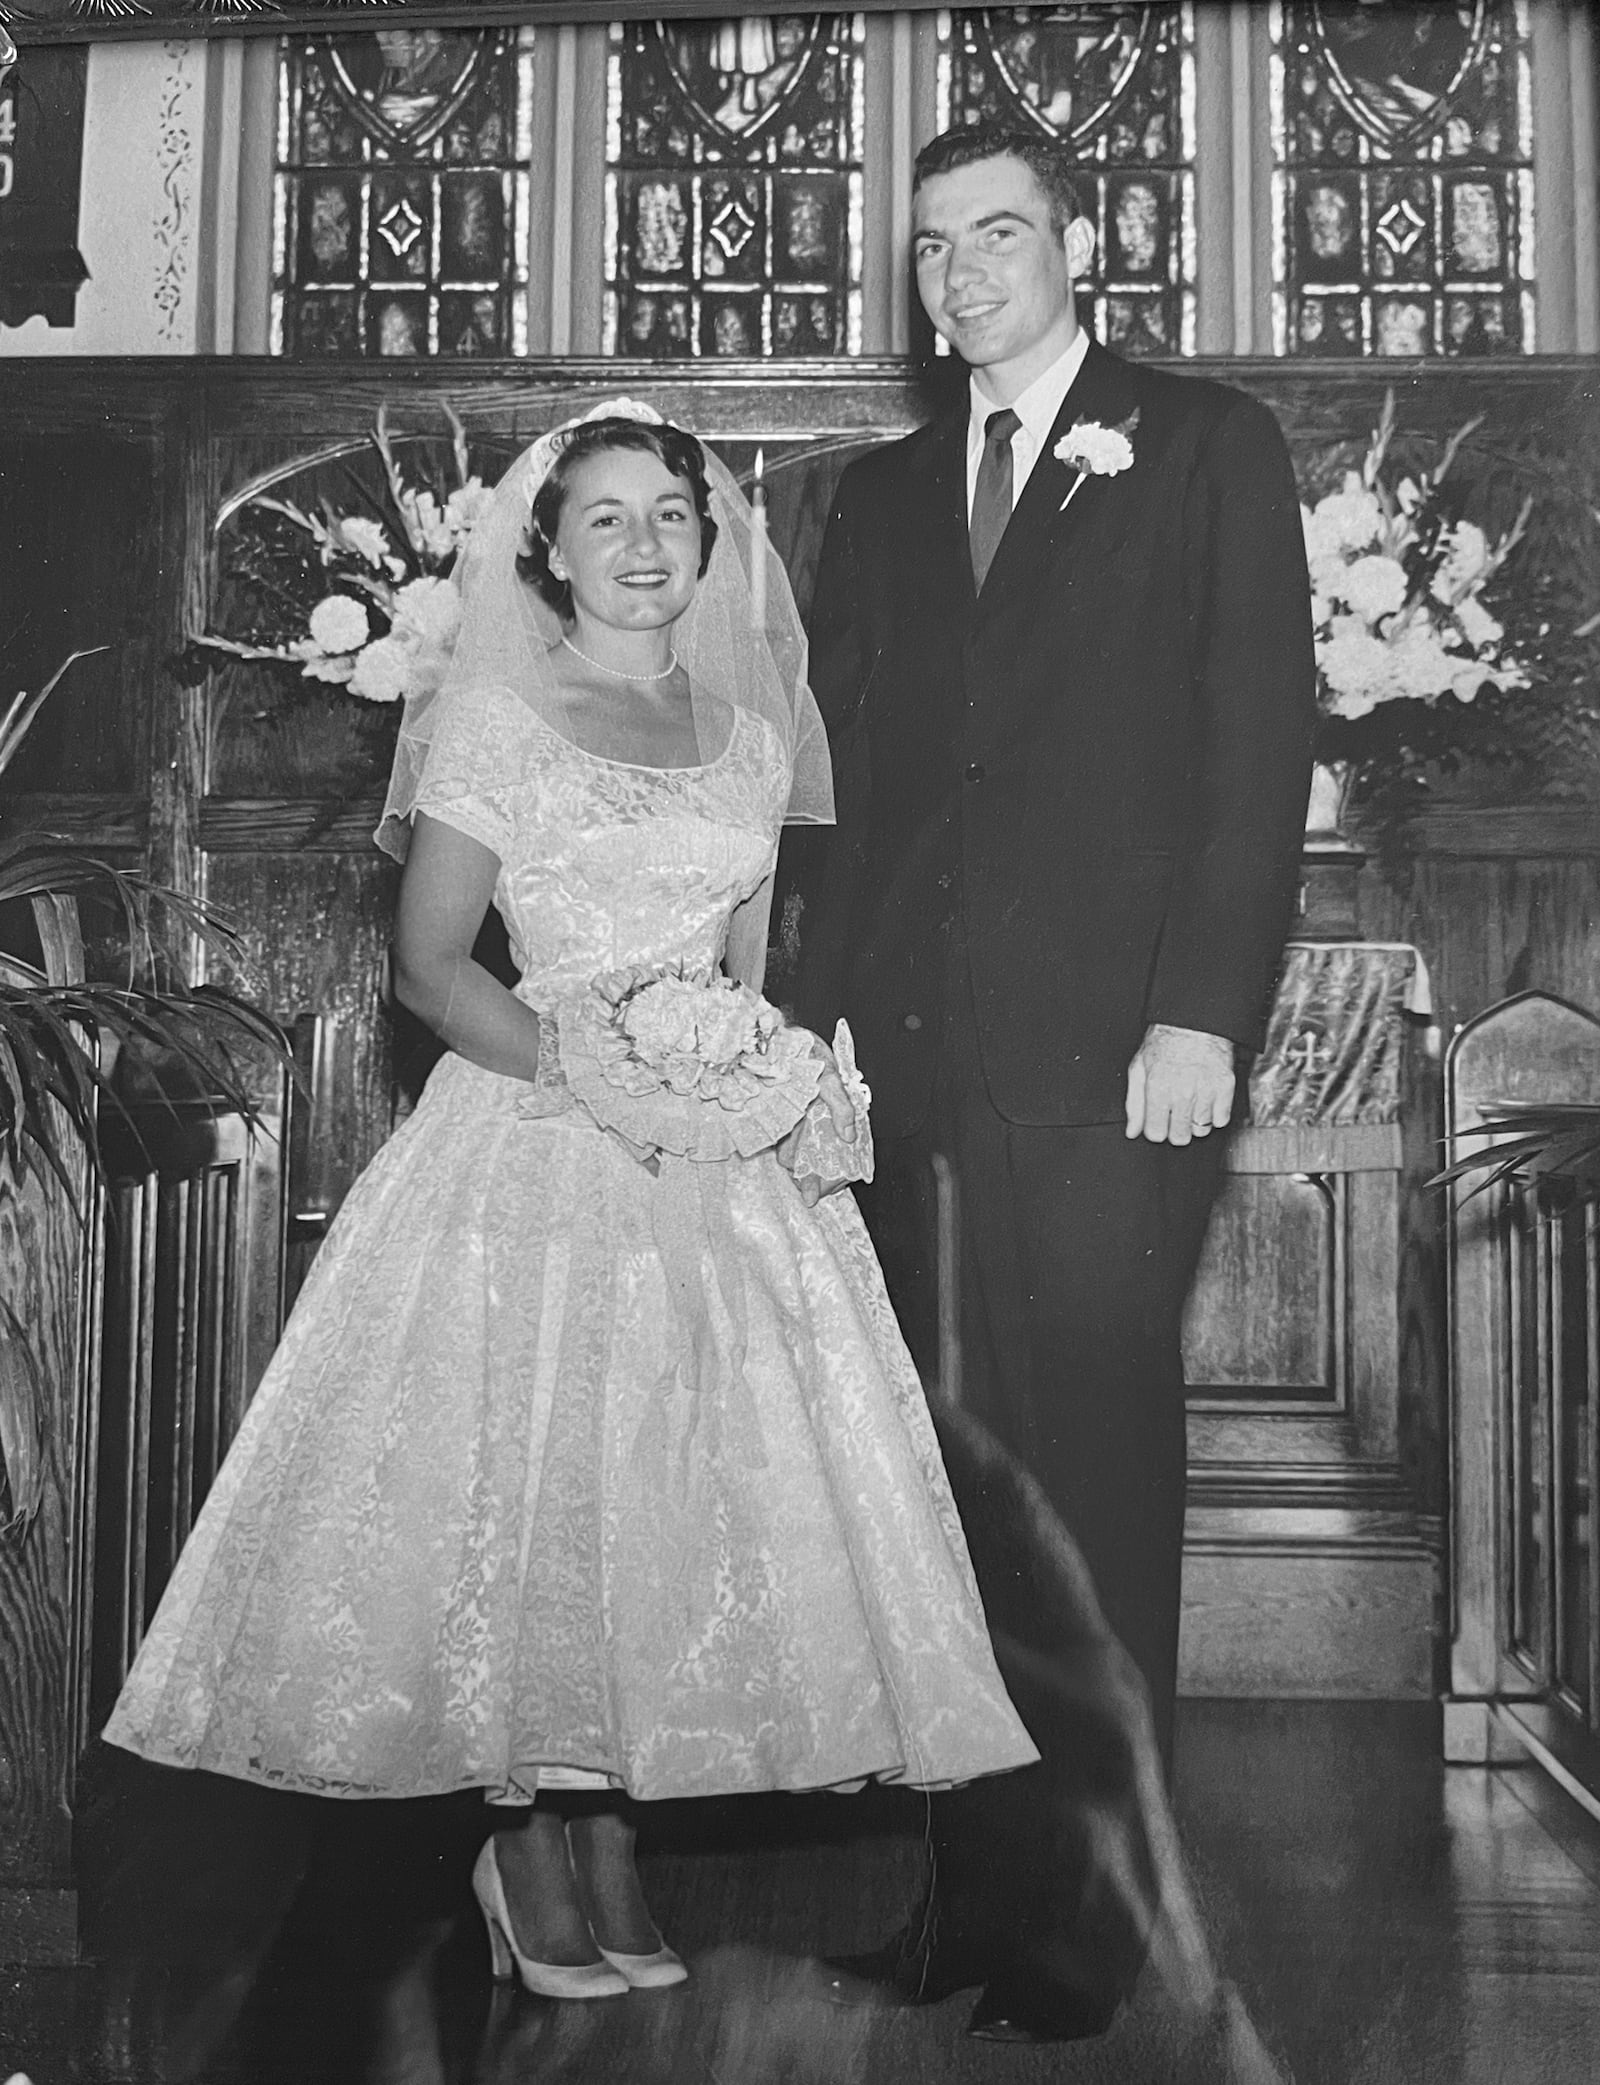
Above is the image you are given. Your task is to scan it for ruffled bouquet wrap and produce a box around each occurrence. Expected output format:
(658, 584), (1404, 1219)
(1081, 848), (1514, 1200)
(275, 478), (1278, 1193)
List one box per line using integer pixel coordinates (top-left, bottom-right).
(557, 966), (824, 1161)
(556, 970), (871, 1483)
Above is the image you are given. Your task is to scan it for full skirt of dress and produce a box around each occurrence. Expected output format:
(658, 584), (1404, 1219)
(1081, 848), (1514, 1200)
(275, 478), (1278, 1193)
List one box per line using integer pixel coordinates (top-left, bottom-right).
(104, 1053), (1038, 1802)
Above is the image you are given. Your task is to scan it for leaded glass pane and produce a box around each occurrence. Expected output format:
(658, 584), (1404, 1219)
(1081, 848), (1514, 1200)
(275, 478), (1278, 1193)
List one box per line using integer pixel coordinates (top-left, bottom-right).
(1271, 1), (1535, 357)
(604, 18), (865, 358)
(273, 28), (535, 357)
(937, 7), (1197, 358)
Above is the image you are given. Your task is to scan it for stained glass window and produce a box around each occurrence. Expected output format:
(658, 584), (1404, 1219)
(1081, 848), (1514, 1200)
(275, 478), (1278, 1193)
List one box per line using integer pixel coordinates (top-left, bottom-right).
(1271, 1), (1535, 356)
(938, 7), (1197, 357)
(273, 28), (535, 357)
(604, 18), (865, 358)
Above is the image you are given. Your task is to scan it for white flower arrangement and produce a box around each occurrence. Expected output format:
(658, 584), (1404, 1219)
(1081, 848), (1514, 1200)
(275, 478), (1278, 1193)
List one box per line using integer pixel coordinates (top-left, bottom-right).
(184, 406), (489, 706)
(1305, 392), (1531, 729)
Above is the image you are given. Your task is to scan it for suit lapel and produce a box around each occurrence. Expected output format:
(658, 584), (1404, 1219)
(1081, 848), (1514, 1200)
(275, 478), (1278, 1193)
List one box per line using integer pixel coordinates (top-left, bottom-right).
(974, 340), (1143, 625)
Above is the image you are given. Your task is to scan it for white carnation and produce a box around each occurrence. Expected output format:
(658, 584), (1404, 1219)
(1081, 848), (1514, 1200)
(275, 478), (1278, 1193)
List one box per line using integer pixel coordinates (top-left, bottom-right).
(1054, 422), (1134, 475)
(348, 635), (413, 704)
(1311, 486), (1382, 552)
(390, 577), (462, 702)
(1308, 553), (1350, 603)
(1301, 506), (1345, 567)
(1388, 623), (1460, 700)
(1341, 554), (1408, 624)
(1451, 593), (1504, 651)
(391, 575), (462, 647)
(1320, 628), (1394, 713)
(1325, 686), (1379, 720)
(307, 594), (371, 656)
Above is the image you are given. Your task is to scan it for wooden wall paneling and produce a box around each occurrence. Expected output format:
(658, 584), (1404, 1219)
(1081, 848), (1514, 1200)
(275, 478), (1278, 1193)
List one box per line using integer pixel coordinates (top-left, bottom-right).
(1397, 1032), (1449, 1525)
(1183, 1170), (1340, 1403)
(200, 850), (401, 1313)
(1181, 1113), (1443, 1699)
(1442, 994), (1600, 1779)
(0, 1151), (91, 1963)
(0, 419), (176, 799)
(1362, 856), (1600, 1047)
(0, 906), (96, 1964)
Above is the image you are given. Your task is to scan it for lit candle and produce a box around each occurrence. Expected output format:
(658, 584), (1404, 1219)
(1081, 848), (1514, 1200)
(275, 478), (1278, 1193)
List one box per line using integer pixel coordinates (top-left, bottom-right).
(750, 447), (768, 631)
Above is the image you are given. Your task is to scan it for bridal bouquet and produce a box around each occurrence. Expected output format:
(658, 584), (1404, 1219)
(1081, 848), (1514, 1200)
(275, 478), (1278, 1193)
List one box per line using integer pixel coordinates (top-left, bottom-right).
(556, 965), (865, 1167)
(177, 406), (494, 705)
(558, 966), (821, 1162)
(1305, 391), (1533, 775)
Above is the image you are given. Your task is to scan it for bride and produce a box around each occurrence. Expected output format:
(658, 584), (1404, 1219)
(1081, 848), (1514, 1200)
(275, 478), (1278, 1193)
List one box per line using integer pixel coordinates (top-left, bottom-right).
(104, 401), (1035, 2000)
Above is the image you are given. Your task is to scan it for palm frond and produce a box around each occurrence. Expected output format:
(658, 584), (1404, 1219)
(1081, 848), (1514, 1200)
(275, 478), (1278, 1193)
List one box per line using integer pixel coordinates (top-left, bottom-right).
(0, 648), (108, 785)
(1432, 1103), (1600, 1199)
(0, 1296), (46, 1533)
(0, 835), (264, 996)
(0, 982), (287, 1203)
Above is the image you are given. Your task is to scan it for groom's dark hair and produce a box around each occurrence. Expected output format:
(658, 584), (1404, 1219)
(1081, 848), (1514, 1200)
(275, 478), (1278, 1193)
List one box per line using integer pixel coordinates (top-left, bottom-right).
(913, 124), (1088, 233)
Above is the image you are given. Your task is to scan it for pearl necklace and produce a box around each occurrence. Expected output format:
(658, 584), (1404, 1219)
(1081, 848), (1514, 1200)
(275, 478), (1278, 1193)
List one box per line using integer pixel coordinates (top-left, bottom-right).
(561, 635), (679, 683)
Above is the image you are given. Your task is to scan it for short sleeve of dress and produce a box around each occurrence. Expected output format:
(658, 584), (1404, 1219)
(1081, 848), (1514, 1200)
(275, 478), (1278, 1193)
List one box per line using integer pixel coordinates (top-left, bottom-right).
(406, 684), (519, 862)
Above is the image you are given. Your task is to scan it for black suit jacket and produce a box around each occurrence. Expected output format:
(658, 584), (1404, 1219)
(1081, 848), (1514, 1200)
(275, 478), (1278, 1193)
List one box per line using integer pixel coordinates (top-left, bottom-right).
(791, 341), (1317, 1138)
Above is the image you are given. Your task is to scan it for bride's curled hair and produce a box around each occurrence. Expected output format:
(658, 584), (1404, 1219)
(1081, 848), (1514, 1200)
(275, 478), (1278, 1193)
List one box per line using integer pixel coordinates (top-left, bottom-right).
(520, 417), (720, 620)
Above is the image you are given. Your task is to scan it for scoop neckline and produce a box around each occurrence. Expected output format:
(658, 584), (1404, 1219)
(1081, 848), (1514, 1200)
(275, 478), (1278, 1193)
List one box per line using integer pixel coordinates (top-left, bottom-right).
(497, 679), (742, 776)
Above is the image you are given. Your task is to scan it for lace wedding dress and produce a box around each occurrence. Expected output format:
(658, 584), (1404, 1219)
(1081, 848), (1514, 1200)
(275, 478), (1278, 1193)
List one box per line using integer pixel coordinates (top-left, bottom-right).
(104, 683), (1037, 1803)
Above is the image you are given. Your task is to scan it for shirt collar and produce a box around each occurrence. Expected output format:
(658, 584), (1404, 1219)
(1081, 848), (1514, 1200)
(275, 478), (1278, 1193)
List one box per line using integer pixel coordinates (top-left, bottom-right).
(968, 329), (1091, 452)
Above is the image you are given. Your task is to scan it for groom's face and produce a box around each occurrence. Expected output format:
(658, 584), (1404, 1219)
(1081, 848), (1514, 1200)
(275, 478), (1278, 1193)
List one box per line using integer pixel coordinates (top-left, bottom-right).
(912, 155), (1091, 396)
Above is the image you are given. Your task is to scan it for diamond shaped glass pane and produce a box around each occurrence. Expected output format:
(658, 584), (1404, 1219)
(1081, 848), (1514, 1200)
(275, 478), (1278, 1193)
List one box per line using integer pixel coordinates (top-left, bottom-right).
(273, 28), (534, 358)
(938, 8), (1198, 358)
(604, 17), (865, 359)
(1271, 1), (1535, 357)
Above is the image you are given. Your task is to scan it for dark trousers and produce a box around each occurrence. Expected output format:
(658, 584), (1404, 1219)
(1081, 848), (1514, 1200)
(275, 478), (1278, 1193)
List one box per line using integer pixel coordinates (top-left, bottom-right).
(857, 937), (1225, 1989)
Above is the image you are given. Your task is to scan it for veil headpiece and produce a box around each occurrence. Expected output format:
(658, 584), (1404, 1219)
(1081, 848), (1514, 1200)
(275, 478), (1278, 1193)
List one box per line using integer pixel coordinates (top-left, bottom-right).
(376, 397), (833, 860)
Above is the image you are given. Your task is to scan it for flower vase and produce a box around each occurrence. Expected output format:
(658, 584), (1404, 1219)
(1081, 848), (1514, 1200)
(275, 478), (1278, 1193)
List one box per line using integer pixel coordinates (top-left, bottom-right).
(1304, 759), (1359, 852)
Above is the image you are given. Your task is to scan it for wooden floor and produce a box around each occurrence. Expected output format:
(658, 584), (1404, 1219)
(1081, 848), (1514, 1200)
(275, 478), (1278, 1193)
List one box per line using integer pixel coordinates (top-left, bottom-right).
(4, 1701), (1600, 2084)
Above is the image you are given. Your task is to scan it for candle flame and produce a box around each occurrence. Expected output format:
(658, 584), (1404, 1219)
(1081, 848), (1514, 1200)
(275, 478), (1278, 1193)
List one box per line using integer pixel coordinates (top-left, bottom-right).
(754, 448), (765, 485)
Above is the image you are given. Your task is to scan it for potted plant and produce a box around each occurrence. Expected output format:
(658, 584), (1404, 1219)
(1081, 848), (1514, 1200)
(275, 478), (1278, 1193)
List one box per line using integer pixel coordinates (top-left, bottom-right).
(0, 650), (285, 1533)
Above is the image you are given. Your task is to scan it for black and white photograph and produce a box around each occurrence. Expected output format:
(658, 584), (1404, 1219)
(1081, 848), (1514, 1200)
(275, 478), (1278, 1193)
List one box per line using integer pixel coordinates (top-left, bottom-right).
(1, 5), (1599, 2082)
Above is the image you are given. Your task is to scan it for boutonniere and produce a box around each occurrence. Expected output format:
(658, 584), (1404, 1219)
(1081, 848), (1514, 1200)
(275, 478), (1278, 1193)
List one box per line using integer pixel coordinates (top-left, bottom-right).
(1055, 409), (1140, 511)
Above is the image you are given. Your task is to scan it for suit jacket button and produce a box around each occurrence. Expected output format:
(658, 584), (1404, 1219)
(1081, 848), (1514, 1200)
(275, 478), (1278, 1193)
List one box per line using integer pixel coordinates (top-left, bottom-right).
(965, 762), (985, 783)
(903, 1013), (922, 1032)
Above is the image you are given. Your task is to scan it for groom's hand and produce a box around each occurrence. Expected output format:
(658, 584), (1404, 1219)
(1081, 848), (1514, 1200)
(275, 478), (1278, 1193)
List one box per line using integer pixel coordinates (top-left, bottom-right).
(1125, 1025), (1236, 1146)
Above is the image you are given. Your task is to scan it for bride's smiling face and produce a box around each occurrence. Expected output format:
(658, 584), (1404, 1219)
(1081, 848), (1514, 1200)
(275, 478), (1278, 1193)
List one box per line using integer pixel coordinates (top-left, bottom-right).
(547, 448), (703, 634)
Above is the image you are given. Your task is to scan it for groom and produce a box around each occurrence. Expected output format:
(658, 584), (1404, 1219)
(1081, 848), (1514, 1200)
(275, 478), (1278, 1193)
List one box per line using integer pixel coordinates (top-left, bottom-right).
(792, 125), (1315, 2041)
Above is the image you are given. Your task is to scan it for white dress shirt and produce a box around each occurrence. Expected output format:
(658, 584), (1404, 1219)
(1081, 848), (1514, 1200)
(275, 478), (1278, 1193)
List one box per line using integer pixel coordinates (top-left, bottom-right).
(965, 328), (1092, 520)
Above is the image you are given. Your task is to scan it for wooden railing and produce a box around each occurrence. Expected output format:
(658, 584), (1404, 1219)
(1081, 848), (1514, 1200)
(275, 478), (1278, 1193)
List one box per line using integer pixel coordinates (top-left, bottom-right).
(82, 1100), (287, 1737)
(1444, 992), (1600, 1816)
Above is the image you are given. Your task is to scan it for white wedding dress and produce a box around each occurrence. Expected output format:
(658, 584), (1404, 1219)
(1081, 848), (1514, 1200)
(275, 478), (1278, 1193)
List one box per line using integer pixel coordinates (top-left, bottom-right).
(104, 682), (1037, 1804)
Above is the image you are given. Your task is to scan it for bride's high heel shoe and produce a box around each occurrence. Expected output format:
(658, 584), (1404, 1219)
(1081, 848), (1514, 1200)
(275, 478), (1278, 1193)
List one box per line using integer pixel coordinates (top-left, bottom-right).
(470, 1840), (629, 2001)
(595, 1940), (689, 1991)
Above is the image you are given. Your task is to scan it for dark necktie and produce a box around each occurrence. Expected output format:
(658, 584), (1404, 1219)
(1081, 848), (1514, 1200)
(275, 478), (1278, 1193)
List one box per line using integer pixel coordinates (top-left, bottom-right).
(969, 407), (1021, 591)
